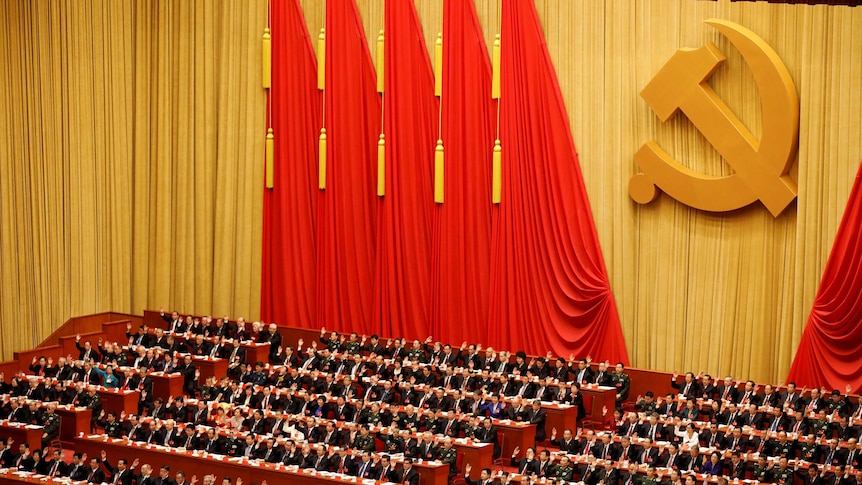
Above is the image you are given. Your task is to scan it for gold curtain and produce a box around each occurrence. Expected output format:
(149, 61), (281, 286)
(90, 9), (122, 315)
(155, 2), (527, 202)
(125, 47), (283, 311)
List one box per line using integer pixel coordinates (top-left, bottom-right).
(0, 0), (266, 360)
(299, 0), (861, 384)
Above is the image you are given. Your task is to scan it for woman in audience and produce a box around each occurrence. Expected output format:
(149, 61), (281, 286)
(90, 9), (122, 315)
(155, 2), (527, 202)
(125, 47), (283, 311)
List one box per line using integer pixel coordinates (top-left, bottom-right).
(674, 421), (700, 448)
(702, 452), (724, 476)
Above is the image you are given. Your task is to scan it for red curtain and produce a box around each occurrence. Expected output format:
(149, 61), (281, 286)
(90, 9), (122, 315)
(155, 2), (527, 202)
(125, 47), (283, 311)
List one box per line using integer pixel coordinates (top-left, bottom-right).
(430, 0), (493, 346)
(787, 162), (862, 392)
(373, 0), (439, 339)
(487, 0), (629, 363)
(316, 0), (381, 336)
(260, 0), (320, 328)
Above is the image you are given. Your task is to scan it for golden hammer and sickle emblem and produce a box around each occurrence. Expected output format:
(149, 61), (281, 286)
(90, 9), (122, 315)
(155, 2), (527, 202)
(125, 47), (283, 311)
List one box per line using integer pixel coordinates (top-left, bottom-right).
(629, 19), (799, 217)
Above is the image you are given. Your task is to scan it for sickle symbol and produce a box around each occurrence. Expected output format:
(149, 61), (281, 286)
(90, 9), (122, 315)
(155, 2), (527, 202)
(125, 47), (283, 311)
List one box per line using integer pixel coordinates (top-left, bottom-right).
(630, 19), (799, 217)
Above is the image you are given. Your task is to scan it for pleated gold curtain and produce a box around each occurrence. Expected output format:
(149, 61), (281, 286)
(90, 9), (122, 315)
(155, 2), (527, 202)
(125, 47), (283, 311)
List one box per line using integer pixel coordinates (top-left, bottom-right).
(301, 0), (862, 384)
(0, 0), (266, 360)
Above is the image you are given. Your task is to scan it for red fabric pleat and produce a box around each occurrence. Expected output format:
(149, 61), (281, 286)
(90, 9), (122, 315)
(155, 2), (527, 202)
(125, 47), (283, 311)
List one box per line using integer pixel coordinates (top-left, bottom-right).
(487, 0), (629, 363)
(429, 0), (493, 347)
(373, 0), (439, 339)
(316, 0), (381, 336)
(261, 0), (320, 328)
(787, 162), (862, 392)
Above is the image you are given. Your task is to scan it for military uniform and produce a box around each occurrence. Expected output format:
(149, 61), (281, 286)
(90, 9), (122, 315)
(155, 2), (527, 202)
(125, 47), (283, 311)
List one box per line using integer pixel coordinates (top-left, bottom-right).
(551, 465), (574, 482)
(406, 349), (426, 362)
(636, 399), (658, 415)
(41, 412), (61, 446)
(770, 440), (795, 459)
(827, 399), (847, 416)
(797, 442), (820, 462)
(462, 423), (479, 439)
(379, 434), (405, 454)
(344, 341), (362, 355)
(612, 372), (632, 401)
(351, 434), (375, 452)
(771, 467), (794, 485)
(633, 476), (660, 485)
(224, 438), (243, 456)
(810, 419), (830, 438)
(751, 463), (772, 482)
(103, 420), (124, 438)
(438, 447), (458, 476)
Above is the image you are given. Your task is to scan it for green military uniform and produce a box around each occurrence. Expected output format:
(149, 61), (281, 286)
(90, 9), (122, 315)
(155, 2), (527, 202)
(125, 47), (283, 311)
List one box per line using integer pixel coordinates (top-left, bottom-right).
(551, 465), (574, 482)
(611, 372), (631, 401)
(636, 399), (657, 415)
(797, 442), (819, 462)
(810, 419), (830, 438)
(351, 434), (375, 452)
(633, 476), (660, 485)
(771, 467), (794, 485)
(378, 434), (405, 454)
(462, 423), (479, 439)
(364, 411), (383, 427)
(344, 341), (362, 355)
(406, 349), (426, 362)
(751, 463), (771, 482)
(41, 412), (60, 446)
(770, 441), (795, 459)
(438, 447), (458, 476)
(827, 399), (847, 415)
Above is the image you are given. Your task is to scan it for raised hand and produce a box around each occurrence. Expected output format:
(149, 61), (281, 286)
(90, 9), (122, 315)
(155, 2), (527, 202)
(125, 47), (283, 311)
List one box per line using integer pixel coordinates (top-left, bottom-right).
(513, 446), (520, 456)
(464, 464), (472, 475)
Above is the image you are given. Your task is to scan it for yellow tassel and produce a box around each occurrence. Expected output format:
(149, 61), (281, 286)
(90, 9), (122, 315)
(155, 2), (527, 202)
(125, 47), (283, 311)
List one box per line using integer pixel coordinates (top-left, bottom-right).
(376, 30), (385, 93)
(318, 28), (326, 90)
(492, 34), (501, 99)
(265, 128), (274, 189)
(434, 33), (443, 97)
(262, 28), (271, 89)
(319, 128), (327, 190)
(434, 139), (444, 203)
(377, 134), (386, 196)
(492, 139), (502, 204)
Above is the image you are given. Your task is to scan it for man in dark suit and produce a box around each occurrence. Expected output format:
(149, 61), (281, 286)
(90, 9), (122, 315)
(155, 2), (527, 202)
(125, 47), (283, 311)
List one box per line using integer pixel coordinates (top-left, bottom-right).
(510, 447), (539, 476)
(717, 377), (739, 403)
(85, 457), (106, 484)
(66, 453), (88, 480)
(397, 459), (420, 485)
(101, 451), (135, 485)
(670, 372), (701, 399)
(154, 466), (175, 485)
(476, 418), (500, 458)
(550, 428), (579, 454)
(525, 400), (548, 442)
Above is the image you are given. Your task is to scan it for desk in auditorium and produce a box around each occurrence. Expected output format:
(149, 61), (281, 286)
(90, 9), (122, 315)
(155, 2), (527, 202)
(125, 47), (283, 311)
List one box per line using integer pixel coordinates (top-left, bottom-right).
(541, 403), (578, 436)
(0, 422), (42, 452)
(75, 436), (449, 485)
(452, 439), (492, 476)
(580, 385), (616, 429)
(494, 421), (535, 459)
(150, 372), (185, 400)
(194, 357), (228, 384)
(98, 389), (140, 416)
(55, 406), (92, 446)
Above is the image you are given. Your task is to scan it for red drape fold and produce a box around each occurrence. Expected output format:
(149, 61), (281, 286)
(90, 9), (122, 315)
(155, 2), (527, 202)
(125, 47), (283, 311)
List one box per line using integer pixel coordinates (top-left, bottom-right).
(261, 0), (320, 328)
(430, 0), (493, 346)
(487, 0), (629, 363)
(373, 0), (439, 340)
(787, 162), (862, 392)
(316, 0), (381, 336)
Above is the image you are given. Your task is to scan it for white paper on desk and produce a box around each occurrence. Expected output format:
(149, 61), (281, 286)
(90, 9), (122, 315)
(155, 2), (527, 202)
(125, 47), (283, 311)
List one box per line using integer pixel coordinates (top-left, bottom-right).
(362, 480), (376, 485)
(209, 454), (225, 460)
(25, 424), (43, 429)
(87, 435), (101, 439)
